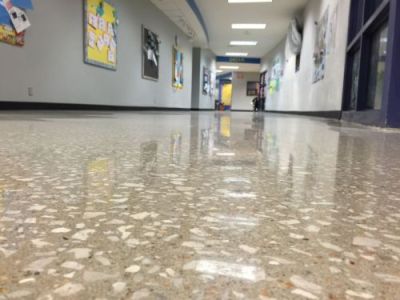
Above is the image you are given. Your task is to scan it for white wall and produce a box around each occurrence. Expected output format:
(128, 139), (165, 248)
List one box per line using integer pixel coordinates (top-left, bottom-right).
(260, 0), (350, 112)
(231, 72), (259, 111)
(0, 0), (193, 108)
(191, 48), (216, 110)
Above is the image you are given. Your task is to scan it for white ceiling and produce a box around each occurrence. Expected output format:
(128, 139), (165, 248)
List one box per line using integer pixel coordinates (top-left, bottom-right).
(150, 0), (208, 46)
(196, 0), (309, 57)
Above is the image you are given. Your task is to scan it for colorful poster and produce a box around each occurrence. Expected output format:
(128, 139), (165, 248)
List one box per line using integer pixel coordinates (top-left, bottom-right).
(313, 8), (329, 83)
(269, 57), (282, 95)
(84, 0), (118, 70)
(0, 23), (24, 46)
(142, 26), (160, 81)
(0, 0), (32, 47)
(172, 47), (183, 89)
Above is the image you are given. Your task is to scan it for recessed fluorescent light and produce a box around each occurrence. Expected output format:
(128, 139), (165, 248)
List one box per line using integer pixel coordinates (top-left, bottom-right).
(225, 52), (248, 57)
(232, 24), (266, 29)
(230, 41), (258, 46)
(220, 66), (240, 70)
(216, 70), (223, 73)
(228, 0), (272, 3)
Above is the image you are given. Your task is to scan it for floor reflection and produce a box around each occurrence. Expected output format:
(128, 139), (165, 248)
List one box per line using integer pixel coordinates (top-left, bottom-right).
(0, 111), (400, 299)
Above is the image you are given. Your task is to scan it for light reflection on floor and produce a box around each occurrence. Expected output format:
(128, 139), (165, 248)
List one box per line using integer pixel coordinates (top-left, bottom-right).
(0, 111), (400, 299)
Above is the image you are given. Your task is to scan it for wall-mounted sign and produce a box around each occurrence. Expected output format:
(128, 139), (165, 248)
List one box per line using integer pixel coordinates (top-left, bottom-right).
(216, 56), (261, 64)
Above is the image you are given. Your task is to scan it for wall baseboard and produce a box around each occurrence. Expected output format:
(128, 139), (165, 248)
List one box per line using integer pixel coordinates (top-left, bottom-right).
(0, 101), (191, 111)
(190, 108), (215, 111)
(0, 102), (342, 120)
(265, 110), (342, 119)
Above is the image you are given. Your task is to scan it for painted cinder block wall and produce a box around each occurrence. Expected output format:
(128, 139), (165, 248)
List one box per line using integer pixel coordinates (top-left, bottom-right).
(260, 0), (351, 112)
(0, 0), (194, 108)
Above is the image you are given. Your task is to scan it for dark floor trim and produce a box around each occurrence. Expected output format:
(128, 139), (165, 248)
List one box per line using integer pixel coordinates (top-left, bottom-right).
(341, 110), (385, 127)
(0, 101), (191, 111)
(231, 109), (253, 112)
(190, 108), (215, 111)
(265, 110), (342, 119)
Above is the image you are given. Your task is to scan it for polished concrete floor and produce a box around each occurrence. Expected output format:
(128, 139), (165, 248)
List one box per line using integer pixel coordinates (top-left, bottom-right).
(0, 111), (400, 300)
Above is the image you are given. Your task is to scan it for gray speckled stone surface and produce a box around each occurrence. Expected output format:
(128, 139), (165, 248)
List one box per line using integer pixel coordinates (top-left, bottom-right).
(0, 111), (400, 299)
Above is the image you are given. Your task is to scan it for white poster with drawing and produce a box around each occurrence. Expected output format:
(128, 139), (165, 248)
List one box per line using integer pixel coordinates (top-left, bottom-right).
(3, 0), (31, 33)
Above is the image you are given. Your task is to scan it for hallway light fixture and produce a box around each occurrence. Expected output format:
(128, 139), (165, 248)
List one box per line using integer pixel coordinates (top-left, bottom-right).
(230, 41), (258, 46)
(225, 52), (248, 57)
(228, 0), (272, 3)
(220, 66), (240, 70)
(216, 70), (223, 73)
(232, 24), (266, 29)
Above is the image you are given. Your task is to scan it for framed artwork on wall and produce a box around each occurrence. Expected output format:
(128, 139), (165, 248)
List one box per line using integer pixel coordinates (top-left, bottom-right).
(142, 26), (160, 81)
(84, 0), (118, 70)
(247, 81), (259, 96)
(172, 47), (183, 89)
(202, 67), (210, 95)
(259, 71), (267, 99)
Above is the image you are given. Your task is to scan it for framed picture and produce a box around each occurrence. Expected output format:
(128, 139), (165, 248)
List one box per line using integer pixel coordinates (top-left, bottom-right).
(247, 81), (259, 96)
(172, 47), (183, 89)
(258, 71), (267, 98)
(142, 26), (160, 81)
(202, 67), (210, 95)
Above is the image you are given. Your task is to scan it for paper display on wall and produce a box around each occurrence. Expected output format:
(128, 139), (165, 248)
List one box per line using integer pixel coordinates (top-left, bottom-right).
(0, 0), (33, 47)
(328, 4), (339, 54)
(313, 8), (329, 83)
(0, 23), (24, 46)
(269, 57), (282, 95)
(84, 0), (118, 70)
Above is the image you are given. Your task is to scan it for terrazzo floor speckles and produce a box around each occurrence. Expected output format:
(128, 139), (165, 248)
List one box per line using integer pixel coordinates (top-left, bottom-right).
(0, 111), (400, 299)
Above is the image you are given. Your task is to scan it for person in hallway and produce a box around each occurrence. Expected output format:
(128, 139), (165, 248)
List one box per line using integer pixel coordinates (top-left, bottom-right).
(259, 96), (266, 112)
(252, 96), (259, 112)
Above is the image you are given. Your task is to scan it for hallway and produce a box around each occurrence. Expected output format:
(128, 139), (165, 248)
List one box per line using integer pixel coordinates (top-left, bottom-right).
(0, 111), (399, 299)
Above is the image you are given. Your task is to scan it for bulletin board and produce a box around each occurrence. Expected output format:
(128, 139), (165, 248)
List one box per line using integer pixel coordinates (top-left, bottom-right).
(84, 0), (118, 70)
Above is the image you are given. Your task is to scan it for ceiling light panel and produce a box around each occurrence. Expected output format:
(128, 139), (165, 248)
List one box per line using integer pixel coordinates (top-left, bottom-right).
(225, 52), (249, 57)
(228, 0), (272, 3)
(230, 41), (258, 46)
(220, 66), (240, 70)
(232, 24), (266, 29)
